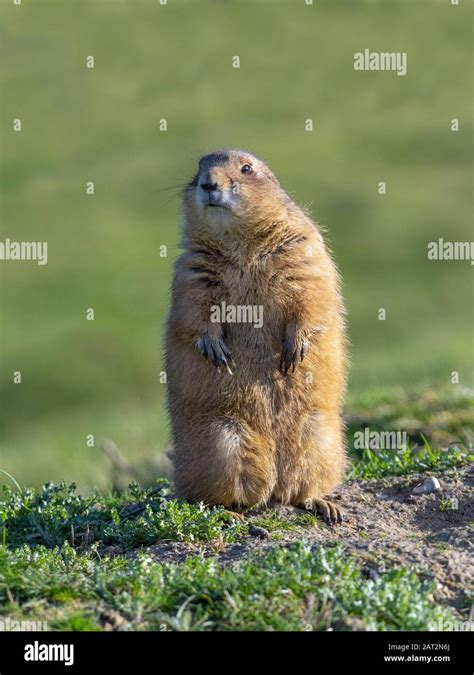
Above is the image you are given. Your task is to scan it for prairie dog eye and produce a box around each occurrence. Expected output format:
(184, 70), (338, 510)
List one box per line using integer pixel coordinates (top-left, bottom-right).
(241, 163), (252, 174)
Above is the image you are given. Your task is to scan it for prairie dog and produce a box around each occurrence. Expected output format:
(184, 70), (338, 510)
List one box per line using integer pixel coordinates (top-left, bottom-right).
(165, 150), (347, 524)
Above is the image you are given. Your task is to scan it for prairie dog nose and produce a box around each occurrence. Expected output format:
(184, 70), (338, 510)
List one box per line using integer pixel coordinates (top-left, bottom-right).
(199, 169), (222, 192)
(200, 180), (219, 192)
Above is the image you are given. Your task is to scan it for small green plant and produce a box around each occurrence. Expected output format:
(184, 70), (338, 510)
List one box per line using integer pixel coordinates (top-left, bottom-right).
(432, 542), (450, 553)
(0, 480), (243, 550)
(349, 438), (468, 480)
(438, 497), (458, 513)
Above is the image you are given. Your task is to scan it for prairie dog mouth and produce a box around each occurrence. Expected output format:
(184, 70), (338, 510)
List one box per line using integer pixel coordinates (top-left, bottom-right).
(205, 203), (228, 209)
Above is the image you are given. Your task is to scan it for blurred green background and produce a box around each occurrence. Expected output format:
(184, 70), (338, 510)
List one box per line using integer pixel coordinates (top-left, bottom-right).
(0, 0), (472, 490)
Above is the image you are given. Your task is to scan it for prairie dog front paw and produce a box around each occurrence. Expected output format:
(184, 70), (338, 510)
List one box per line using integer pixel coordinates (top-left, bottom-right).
(196, 331), (235, 375)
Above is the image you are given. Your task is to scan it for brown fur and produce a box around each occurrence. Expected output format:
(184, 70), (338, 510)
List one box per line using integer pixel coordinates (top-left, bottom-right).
(165, 150), (348, 522)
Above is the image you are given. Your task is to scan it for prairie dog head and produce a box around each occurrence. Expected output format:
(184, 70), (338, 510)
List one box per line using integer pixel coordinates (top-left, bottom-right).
(183, 150), (286, 234)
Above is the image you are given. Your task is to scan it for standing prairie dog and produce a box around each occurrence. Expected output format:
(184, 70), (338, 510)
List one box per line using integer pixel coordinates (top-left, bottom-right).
(165, 150), (347, 524)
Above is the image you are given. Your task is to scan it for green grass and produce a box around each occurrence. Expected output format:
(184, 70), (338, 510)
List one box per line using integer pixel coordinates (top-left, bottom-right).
(0, 542), (454, 632)
(251, 512), (319, 536)
(0, 480), (244, 551)
(349, 443), (471, 481)
(347, 386), (473, 478)
(347, 387), (474, 449)
(0, 0), (472, 489)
